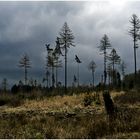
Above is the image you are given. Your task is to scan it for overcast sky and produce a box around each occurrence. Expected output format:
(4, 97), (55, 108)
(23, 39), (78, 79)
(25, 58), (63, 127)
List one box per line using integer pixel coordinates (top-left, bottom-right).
(0, 1), (140, 88)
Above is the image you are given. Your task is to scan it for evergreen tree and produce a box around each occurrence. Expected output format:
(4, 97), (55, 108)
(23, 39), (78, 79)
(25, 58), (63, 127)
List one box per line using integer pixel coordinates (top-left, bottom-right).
(46, 44), (55, 88)
(59, 22), (75, 94)
(128, 14), (140, 84)
(108, 48), (121, 87)
(1, 78), (8, 92)
(53, 37), (63, 87)
(19, 53), (31, 85)
(98, 34), (111, 86)
(107, 64), (113, 86)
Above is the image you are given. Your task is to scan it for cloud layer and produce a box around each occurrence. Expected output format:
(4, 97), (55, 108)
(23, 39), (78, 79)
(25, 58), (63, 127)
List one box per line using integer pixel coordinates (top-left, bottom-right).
(0, 1), (140, 88)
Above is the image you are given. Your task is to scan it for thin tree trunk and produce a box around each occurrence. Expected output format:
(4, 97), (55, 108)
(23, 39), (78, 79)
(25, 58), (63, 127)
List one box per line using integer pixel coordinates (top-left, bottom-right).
(56, 67), (58, 87)
(134, 41), (137, 85)
(108, 72), (110, 86)
(46, 71), (49, 88)
(77, 63), (79, 87)
(104, 49), (107, 87)
(92, 69), (94, 87)
(113, 62), (115, 88)
(52, 66), (55, 88)
(65, 43), (67, 94)
(25, 66), (27, 85)
(48, 73), (50, 88)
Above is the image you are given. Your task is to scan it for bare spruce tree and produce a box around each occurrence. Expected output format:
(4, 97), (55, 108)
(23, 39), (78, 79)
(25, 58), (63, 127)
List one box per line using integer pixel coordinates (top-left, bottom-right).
(98, 34), (111, 86)
(129, 14), (140, 84)
(53, 37), (63, 87)
(46, 44), (55, 88)
(59, 22), (75, 94)
(1, 78), (8, 92)
(107, 64), (113, 86)
(88, 60), (96, 87)
(19, 54), (31, 85)
(73, 75), (77, 87)
(43, 70), (50, 88)
(108, 48), (121, 87)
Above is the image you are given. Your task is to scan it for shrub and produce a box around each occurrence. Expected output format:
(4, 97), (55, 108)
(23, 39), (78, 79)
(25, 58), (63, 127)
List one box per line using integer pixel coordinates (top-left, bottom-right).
(8, 98), (23, 107)
(0, 94), (12, 106)
(83, 93), (94, 107)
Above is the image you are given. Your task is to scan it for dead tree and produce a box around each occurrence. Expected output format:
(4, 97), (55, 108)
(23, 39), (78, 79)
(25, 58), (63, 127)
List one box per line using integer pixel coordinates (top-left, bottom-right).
(53, 37), (63, 87)
(128, 14), (140, 85)
(103, 90), (115, 121)
(98, 34), (111, 87)
(107, 48), (121, 87)
(19, 53), (31, 85)
(59, 22), (75, 94)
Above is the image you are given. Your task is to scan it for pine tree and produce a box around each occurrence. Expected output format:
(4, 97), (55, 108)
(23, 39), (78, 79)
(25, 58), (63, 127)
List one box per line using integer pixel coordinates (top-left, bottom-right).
(108, 48), (121, 87)
(59, 22), (75, 94)
(46, 44), (55, 88)
(53, 37), (63, 87)
(107, 64), (113, 86)
(19, 54), (31, 85)
(98, 34), (111, 86)
(129, 14), (140, 84)
(1, 78), (8, 92)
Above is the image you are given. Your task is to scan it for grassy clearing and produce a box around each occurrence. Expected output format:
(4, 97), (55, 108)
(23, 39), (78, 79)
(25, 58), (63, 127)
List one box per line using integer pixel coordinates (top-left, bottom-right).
(0, 90), (140, 138)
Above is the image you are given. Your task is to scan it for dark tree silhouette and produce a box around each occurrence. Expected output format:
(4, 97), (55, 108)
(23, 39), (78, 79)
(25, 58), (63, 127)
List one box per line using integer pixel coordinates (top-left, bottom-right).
(108, 48), (121, 87)
(19, 54), (31, 85)
(88, 60), (96, 87)
(29, 78), (34, 87)
(116, 72), (121, 88)
(75, 55), (82, 87)
(44, 44), (51, 88)
(98, 34), (111, 86)
(1, 78), (8, 92)
(45, 40), (62, 88)
(73, 75), (77, 87)
(53, 37), (63, 87)
(107, 64), (113, 86)
(59, 22), (75, 93)
(46, 44), (55, 87)
(129, 14), (140, 84)
(42, 70), (50, 88)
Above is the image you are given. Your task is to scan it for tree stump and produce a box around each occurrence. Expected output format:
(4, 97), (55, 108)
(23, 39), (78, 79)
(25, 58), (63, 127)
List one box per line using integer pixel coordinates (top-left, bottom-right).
(103, 90), (115, 120)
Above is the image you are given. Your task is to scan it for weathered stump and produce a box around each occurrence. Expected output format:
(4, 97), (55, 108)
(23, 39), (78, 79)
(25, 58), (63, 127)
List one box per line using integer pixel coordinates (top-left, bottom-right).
(103, 90), (117, 133)
(103, 90), (115, 113)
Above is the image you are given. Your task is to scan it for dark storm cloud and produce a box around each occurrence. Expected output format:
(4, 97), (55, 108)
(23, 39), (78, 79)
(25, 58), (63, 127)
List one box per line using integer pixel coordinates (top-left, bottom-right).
(0, 1), (140, 88)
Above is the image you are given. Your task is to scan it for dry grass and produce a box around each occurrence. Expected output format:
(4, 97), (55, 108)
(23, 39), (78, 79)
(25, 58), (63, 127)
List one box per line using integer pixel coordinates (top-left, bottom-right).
(0, 90), (140, 138)
(24, 94), (85, 110)
(5, 92), (102, 114)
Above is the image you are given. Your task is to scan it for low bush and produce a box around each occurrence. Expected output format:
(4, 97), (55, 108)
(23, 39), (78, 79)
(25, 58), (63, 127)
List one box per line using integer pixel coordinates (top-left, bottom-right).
(83, 93), (95, 106)
(114, 91), (140, 104)
(0, 94), (12, 106)
(8, 98), (23, 107)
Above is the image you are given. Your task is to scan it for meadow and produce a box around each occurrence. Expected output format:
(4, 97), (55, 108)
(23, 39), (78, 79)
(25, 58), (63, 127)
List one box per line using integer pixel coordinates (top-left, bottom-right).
(0, 90), (140, 139)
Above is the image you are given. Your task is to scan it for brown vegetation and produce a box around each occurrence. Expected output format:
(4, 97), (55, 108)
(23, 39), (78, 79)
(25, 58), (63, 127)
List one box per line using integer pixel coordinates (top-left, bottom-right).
(0, 90), (140, 138)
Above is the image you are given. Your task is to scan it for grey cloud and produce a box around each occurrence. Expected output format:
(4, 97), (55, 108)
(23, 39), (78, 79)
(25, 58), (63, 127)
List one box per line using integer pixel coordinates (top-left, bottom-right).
(0, 1), (139, 88)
